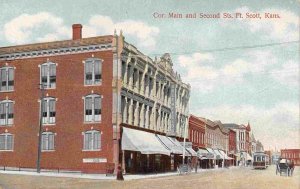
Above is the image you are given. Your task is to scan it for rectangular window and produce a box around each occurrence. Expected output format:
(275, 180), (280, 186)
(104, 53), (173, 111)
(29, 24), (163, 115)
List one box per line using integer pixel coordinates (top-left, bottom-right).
(84, 95), (102, 122)
(0, 67), (14, 92)
(42, 133), (55, 151)
(0, 101), (14, 126)
(42, 98), (56, 124)
(0, 134), (13, 150)
(85, 59), (102, 85)
(40, 63), (56, 89)
(83, 131), (101, 150)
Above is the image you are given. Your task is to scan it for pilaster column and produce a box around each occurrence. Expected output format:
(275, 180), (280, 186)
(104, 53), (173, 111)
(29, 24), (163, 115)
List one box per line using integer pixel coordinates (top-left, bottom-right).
(128, 98), (133, 125)
(122, 97), (128, 123)
(134, 102), (139, 126)
(140, 103), (145, 127)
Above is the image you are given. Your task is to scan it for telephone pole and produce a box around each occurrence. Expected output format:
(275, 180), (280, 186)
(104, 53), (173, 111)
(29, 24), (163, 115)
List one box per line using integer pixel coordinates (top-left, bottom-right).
(37, 84), (45, 173)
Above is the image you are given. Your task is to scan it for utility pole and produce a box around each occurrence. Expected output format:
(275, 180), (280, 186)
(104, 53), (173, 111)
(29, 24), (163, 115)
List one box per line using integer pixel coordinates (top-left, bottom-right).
(37, 84), (45, 173)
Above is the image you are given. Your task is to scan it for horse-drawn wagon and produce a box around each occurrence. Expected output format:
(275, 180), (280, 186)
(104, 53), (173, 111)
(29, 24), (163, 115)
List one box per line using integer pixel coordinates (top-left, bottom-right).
(276, 159), (294, 176)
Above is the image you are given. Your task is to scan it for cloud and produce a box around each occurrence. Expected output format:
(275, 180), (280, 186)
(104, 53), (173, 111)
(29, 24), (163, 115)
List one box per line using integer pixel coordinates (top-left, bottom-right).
(193, 102), (300, 150)
(3, 13), (159, 50)
(4, 12), (70, 44)
(178, 50), (278, 93)
(233, 7), (299, 41)
(270, 60), (299, 87)
(83, 15), (160, 49)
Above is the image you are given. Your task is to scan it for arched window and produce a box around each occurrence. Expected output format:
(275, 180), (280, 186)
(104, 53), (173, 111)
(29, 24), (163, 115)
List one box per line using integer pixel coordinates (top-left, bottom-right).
(0, 133), (13, 151)
(83, 130), (101, 150)
(42, 132), (55, 151)
(84, 58), (102, 85)
(0, 100), (14, 125)
(41, 97), (56, 124)
(84, 94), (101, 122)
(0, 66), (14, 92)
(40, 61), (56, 89)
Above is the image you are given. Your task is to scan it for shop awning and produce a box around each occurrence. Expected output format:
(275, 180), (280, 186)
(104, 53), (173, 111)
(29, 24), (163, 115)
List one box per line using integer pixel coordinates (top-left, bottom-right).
(121, 127), (170, 156)
(156, 135), (183, 154)
(186, 147), (197, 156)
(219, 150), (234, 160)
(167, 137), (185, 154)
(213, 149), (223, 160)
(205, 148), (216, 159)
(197, 149), (209, 157)
(246, 153), (253, 161)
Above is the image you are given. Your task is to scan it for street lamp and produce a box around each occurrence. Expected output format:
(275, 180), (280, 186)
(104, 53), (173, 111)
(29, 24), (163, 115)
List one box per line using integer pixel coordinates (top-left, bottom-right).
(37, 83), (46, 173)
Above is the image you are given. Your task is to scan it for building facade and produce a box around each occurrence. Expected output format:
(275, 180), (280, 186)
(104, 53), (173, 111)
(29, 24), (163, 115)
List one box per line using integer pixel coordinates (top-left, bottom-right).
(188, 115), (206, 150)
(223, 123), (252, 166)
(0, 24), (190, 174)
(228, 129), (237, 165)
(281, 149), (300, 166)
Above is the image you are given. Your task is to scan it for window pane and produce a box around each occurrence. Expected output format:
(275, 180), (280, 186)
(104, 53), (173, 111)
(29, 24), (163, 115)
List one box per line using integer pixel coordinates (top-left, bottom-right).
(94, 61), (101, 84)
(42, 100), (47, 124)
(84, 133), (92, 150)
(49, 64), (56, 88)
(0, 69), (7, 91)
(0, 135), (5, 150)
(48, 134), (54, 150)
(41, 65), (48, 85)
(85, 97), (92, 122)
(0, 103), (6, 125)
(49, 100), (56, 124)
(93, 132), (100, 150)
(85, 62), (93, 85)
(6, 135), (13, 150)
(7, 102), (13, 125)
(8, 68), (14, 90)
(94, 97), (101, 121)
(42, 134), (48, 150)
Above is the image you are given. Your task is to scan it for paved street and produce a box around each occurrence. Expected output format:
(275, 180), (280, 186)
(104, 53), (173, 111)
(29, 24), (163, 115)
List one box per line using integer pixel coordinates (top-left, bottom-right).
(0, 165), (299, 189)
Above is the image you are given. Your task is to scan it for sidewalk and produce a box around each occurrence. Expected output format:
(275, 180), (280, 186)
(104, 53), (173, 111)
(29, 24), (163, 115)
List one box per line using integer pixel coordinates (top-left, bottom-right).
(0, 166), (241, 181)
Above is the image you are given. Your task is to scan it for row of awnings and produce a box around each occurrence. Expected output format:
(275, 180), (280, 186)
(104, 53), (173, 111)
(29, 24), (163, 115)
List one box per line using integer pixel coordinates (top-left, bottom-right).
(198, 148), (234, 160)
(121, 127), (197, 156)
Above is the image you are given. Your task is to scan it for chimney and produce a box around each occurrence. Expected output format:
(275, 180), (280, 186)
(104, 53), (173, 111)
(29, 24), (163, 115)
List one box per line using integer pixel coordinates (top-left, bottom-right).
(72, 24), (82, 40)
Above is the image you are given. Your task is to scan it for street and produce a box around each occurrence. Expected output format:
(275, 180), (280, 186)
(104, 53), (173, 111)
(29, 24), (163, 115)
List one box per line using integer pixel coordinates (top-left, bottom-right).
(0, 165), (299, 189)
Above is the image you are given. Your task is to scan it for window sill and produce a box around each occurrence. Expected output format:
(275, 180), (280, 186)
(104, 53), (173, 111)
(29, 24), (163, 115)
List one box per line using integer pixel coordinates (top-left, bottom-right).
(0, 90), (14, 93)
(42, 124), (56, 126)
(83, 121), (101, 124)
(41, 87), (56, 90)
(82, 149), (101, 152)
(84, 83), (102, 87)
(0, 125), (14, 127)
(42, 150), (55, 152)
(0, 150), (13, 152)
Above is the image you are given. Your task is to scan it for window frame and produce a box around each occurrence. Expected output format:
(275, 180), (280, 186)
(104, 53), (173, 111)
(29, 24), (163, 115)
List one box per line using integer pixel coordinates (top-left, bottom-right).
(83, 94), (102, 123)
(0, 66), (14, 92)
(41, 132), (55, 151)
(82, 130), (101, 151)
(0, 133), (14, 151)
(41, 97), (56, 125)
(83, 58), (103, 86)
(39, 61), (57, 89)
(0, 100), (14, 126)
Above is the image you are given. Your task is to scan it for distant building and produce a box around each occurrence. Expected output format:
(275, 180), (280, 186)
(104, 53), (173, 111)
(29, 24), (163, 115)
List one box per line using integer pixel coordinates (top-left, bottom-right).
(281, 149), (300, 166)
(256, 140), (264, 152)
(228, 129), (237, 166)
(188, 115), (206, 150)
(250, 132), (257, 155)
(223, 122), (252, 166)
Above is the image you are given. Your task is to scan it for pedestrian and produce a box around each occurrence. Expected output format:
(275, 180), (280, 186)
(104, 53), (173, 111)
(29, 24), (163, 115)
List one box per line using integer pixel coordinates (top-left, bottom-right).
(116, 164), (124, 181)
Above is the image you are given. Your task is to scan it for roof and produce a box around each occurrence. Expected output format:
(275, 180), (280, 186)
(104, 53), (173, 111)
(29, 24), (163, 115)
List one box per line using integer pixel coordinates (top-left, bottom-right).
(0, 35), (114, 55)
(223, 123), (240, 129)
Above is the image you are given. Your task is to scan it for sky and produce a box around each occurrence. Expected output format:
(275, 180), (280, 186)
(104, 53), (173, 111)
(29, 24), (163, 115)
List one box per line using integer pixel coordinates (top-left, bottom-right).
(0, 0), (299, 150)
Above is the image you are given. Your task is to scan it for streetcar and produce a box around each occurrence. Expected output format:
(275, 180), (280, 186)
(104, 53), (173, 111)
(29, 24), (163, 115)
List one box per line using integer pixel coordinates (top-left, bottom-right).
(253, 152), (269, 169)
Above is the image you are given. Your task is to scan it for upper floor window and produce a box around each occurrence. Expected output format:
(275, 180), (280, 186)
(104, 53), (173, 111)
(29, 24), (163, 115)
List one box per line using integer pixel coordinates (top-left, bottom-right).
(84, 58), (102, 85)
(0, 133), (13, 151)
(40, 62), (56, 89)
(0, 67), (14, 92)
(42, 132), (55, 151)
(42, 97), (56, 124)
(83, 130), (101, 151)
(0, 100), (14, 126)
(84, 94), (101, 122)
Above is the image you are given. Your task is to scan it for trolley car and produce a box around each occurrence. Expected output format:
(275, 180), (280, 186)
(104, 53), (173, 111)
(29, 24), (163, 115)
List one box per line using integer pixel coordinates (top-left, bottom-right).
(253, 152), (269, 169)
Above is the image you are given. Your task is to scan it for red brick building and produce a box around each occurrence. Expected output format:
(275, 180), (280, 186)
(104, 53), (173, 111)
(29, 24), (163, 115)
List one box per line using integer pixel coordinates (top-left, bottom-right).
(228, 129), (236, 165)
(0, 24), (190, 174)
(188, 115), (205, 150)
(281, 149), (300, 166)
